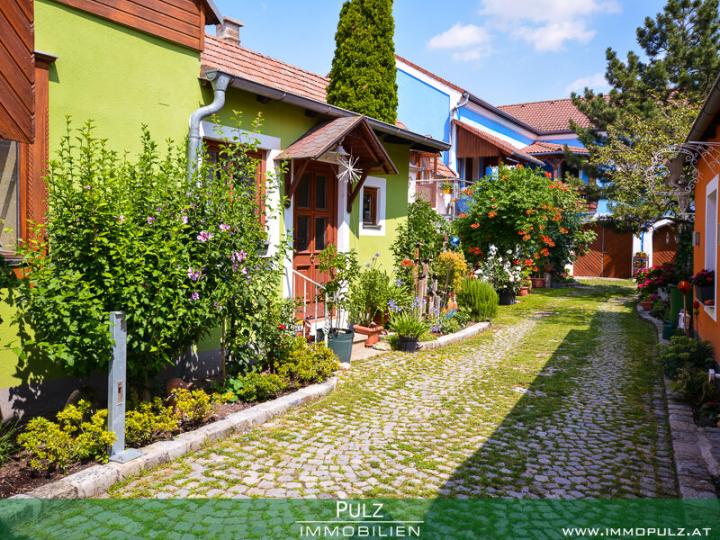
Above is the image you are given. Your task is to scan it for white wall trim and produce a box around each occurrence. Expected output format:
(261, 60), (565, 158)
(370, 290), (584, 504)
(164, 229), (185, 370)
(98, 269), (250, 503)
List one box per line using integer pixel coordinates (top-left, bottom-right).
(200, 121), (282, 151)
(359, 176), (386, 237)
(704, 175), (718, 321)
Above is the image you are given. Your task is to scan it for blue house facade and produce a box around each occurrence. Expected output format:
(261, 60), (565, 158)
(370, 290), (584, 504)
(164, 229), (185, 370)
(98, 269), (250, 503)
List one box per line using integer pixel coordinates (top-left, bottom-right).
(395, 55), (675, 278)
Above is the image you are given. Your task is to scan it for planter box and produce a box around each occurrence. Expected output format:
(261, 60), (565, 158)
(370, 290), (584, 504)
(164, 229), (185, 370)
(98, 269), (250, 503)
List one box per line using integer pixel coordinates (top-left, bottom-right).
(316, 328), (354, 363)
(530, 277), (546, 289)
(397, 336), (420, 352)
(497, 288), (516, 305)
(353, 324), (384, 347)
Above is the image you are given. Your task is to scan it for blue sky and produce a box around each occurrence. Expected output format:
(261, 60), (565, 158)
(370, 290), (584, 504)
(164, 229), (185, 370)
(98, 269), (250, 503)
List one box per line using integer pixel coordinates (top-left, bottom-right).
(213, 0), (667, 105)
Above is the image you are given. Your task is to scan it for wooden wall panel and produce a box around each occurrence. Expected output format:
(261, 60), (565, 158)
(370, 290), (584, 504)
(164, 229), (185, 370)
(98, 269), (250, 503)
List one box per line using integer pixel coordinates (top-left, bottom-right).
(0, 0), (34, 143)
(652, 223), (678, 267)
(457, 127), (502, 158)
(53, 0), (206, 50)
(573, 224), (634, 278)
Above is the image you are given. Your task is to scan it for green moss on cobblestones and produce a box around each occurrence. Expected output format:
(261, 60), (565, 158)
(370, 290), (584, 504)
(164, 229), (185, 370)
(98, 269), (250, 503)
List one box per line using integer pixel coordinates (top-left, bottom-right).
(110, 280), (675, 499)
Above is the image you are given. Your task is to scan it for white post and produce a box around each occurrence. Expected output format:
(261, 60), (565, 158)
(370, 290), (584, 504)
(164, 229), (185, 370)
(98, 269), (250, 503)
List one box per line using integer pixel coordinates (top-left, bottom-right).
(107, 311), (141, 463)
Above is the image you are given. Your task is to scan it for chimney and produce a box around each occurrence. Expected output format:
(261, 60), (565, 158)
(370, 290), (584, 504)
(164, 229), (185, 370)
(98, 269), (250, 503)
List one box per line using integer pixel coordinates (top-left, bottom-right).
(216, 17), (243, 45)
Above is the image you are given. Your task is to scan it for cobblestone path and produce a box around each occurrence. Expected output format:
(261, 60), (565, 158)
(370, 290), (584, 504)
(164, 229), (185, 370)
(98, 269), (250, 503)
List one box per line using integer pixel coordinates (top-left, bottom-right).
(112, 282), (677, 499)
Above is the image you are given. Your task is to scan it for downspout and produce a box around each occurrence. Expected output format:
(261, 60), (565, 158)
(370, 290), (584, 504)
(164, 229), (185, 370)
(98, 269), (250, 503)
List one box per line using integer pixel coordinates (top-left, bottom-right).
(449, 93), (470, 176)
(187, 71), (232, 180)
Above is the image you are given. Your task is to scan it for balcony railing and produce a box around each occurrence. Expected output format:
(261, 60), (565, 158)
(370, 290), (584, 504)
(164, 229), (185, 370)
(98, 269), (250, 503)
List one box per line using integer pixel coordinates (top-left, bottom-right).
(415, 177), (475, 219)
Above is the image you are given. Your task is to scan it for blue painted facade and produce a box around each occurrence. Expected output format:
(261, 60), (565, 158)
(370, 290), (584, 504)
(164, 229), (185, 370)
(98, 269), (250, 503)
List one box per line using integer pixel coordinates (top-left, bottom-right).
(396, 68), (451, 145)
(456, 107), (535, 146)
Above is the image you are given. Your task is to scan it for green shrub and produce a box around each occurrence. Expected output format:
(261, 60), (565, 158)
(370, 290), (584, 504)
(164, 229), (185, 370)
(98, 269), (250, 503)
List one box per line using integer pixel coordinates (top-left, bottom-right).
(125, 398), (179, 448)
(389, 312), (428, 338)
(348, 259), (392, 326)
(171, 388), (214, 427)
(274, 336), (340, 386)
(672, 366), (720, 406)
(660, 335), (715, 379)
(0, 420), (18, 466)
(18, 418), (75, 473)
(227, 372), (287, 403)
(457, 279), (498, 321)
(18, 400), (115, 472)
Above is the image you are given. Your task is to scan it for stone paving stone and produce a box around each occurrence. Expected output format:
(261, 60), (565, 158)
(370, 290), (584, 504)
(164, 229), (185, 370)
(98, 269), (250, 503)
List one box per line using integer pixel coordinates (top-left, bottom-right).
(113, 286), (677, 499)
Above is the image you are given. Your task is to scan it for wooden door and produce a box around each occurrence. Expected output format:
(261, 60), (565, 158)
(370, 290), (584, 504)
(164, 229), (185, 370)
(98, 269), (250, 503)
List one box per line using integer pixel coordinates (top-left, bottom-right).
(652, 223), (678, 267)
(573, 224), (633, 278)
(293, 164), (336, 320)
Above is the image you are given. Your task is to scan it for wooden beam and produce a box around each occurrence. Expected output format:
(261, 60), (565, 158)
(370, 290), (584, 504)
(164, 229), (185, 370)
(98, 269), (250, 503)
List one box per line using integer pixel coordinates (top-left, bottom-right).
(347, 171), (369, 213)
(285, 159), (309, 201)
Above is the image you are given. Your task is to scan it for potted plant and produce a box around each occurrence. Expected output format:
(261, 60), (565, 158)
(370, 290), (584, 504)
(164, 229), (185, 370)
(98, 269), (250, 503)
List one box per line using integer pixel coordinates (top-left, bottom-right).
(390, 311), (428, 353)
(348, 258), (392, 347)
(316, 245), (359, 363)
(691, 269), (715, 303)
(473, 245), (522, 305)
(519, 277), (531, 296)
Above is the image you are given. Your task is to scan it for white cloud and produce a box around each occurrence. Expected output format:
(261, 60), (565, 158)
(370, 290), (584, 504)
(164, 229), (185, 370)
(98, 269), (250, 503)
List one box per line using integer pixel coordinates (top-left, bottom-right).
(479, 0), (620, 52)
(564, 72), (610, 94)
(427, 23), (492, 62)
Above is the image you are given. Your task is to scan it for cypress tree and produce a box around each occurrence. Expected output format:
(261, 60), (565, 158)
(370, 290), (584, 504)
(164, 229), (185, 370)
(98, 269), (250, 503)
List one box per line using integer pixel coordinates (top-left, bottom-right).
(326, 0), (398, 125)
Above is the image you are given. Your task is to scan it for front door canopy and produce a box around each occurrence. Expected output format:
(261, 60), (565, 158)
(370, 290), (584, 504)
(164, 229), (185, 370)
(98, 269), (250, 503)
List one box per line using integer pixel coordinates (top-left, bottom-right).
(278, 116), (398, 176)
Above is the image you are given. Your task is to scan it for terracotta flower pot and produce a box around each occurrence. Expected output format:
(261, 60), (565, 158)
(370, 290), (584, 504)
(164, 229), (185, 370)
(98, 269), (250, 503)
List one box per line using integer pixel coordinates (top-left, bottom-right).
(530, 277), (546, 289)
(353, 324), (384, 347)
(518, 286), (529, 296)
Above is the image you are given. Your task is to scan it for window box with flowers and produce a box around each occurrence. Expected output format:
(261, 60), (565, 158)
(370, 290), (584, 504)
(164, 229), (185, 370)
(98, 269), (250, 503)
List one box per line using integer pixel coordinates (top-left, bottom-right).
(691, 269), (715, 304)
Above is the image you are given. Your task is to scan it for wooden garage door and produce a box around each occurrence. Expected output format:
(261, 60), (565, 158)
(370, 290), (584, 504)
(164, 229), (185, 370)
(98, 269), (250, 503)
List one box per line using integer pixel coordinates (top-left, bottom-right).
(573, 224), (633, 278)
(652, 223), (678, 267)
(0, 0), (34, 143)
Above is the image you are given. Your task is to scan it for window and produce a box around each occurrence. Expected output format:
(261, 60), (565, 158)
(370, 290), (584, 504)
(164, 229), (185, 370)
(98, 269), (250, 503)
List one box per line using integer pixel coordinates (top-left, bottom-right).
(359, 177), (386, 237)
(362, 187), (378, 226)
(0, 139), (19, 254)
(705, 178), (717, 317)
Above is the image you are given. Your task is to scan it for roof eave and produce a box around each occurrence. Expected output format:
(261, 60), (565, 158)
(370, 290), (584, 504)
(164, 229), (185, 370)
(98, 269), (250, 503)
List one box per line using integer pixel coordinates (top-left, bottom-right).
(687, 71), (720, 141)
(202, 0), (223, 25)
(203, 70), (450, 153)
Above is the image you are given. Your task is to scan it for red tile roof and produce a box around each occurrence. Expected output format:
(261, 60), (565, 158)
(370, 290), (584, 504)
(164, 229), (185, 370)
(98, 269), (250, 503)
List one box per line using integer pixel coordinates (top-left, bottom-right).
(522, 141), (588, 155)
(202, 36), (328, 103)
(497, 99), (591, 133)
(395, 54), (466, 95)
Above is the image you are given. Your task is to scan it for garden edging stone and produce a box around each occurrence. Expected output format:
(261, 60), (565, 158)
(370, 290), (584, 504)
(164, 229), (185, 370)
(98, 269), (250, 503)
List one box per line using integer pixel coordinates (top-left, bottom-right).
(7, 376), (338, 503)
(636, 305), (719, 499)
(417, 321), (490, 351)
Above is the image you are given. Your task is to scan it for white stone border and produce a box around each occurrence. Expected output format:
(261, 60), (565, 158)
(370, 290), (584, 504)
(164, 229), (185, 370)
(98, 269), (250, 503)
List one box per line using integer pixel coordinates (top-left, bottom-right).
(10, 377), (338, 500)
(418, 321), (490, 351)
(636, 304), (719, 499)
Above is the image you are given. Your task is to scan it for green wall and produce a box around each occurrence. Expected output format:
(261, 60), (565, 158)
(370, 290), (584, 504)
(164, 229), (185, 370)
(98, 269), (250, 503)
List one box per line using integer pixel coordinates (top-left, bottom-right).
(0, 2), (208, 389)
(37, 0), (204, 155)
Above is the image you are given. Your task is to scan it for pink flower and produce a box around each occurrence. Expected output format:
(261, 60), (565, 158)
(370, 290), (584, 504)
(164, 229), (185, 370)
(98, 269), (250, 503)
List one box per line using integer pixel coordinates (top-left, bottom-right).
(181, 215), (188, 225)
(197, 231), (213, 242)
(219, 223), (231, 232)
(187, 267), (202, 282)
(190, 291), (200, 301)
(147, 216), (155, 224)
(231, 250), (246, 263)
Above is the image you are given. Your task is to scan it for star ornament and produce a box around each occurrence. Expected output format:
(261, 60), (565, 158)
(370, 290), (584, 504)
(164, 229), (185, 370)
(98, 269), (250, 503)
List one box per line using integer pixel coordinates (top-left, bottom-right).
(337, 153), (361, 185)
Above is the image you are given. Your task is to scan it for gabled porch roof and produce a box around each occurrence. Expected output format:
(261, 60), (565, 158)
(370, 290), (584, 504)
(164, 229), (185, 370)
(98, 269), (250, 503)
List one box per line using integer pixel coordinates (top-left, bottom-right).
(278, 116), (398, 175)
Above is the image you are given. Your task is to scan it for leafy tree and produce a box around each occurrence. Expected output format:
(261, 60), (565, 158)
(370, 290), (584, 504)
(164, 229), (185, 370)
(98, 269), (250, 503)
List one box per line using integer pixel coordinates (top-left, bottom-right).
(455, 166), (595, 276)
(571, 0), (720, 228)
(391, 199), (449, 274)
(326, 0), (398, 124)
(581, 101), (699, 229)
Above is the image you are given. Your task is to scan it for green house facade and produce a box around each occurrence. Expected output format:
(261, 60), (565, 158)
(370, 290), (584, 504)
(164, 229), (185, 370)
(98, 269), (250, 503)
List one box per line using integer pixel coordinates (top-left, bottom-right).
(0, 2), (447, 418)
